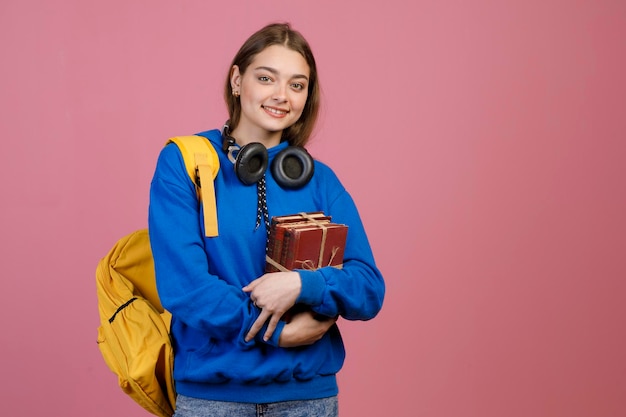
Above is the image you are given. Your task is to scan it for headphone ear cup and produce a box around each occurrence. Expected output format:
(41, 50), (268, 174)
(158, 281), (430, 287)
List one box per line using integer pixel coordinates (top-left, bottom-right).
(235, 142), (268, 185)
(271, 147), (315, 189)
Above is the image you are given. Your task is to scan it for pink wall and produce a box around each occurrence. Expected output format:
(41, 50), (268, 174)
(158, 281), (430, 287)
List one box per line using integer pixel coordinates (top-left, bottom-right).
(1, 1), (625, 416)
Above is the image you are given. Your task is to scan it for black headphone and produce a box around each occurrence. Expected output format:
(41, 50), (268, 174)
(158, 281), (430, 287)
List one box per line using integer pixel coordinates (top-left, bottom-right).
(221, 123), (314, 189)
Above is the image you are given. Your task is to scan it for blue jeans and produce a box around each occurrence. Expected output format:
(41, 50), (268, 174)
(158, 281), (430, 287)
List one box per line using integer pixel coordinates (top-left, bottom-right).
(173, 395), (338, 417)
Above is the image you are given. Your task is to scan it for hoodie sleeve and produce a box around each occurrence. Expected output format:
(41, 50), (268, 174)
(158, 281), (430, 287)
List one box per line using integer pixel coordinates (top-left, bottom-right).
(148, 144), (283, 347)
(295, 165), (385, 321)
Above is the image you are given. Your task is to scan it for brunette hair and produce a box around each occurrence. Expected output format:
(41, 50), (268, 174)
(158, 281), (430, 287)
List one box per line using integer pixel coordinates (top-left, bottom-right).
(224, 23), (320, 147)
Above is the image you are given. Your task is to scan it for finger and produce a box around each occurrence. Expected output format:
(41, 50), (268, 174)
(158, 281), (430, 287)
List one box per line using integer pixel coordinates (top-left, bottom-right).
(263, 314), (282, 341)
(245, 310), (270, 342)
(242, 275), (266, 292)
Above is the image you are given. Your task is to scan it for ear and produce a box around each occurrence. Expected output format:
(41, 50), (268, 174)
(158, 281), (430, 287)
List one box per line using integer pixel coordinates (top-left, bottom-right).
(230, 65), (241, 90)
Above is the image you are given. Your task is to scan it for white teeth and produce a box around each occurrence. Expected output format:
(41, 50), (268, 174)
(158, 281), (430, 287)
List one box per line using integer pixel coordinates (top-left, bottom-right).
(264, 106), (287, 115)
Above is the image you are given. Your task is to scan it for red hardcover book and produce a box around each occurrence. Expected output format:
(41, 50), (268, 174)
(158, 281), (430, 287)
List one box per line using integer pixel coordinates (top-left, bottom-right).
(265, 212), (331, 272)
(280, 223), (348, 271)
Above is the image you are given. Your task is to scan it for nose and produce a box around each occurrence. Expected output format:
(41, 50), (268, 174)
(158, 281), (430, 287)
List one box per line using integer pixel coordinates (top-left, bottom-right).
(272, 83), (287, 102)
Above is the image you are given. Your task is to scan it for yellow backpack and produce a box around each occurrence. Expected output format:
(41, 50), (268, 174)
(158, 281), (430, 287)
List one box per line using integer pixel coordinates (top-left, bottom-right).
(96, 136), (219, 417)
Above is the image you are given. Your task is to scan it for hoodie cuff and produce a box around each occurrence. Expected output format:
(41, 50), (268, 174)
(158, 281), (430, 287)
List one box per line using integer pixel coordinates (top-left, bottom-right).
(262, 319), (285, 347)
(295, 269), (325, 306)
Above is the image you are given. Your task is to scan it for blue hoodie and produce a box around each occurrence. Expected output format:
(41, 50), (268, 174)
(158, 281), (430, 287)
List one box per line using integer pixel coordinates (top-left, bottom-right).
(148, 129), (385, 403)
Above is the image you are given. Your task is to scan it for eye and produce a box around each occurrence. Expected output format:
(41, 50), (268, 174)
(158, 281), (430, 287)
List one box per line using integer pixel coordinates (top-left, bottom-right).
(258, 75), (273, 83)
(291, 83), (306, 91)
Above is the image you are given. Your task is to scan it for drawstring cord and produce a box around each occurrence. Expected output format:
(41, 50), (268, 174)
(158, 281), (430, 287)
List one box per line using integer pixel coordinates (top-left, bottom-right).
(255, 175), (270, 242)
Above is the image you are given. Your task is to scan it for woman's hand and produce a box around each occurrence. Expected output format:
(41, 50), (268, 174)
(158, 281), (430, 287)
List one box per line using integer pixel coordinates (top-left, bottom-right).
(243, 271), (301, 342)
(279, 310), (337, 348)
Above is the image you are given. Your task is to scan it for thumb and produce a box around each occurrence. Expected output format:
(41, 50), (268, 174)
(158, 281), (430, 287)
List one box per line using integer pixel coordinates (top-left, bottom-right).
(242, 278), (260, 292)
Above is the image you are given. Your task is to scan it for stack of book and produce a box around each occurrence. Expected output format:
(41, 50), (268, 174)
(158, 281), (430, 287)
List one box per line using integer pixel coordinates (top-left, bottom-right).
(265, 212), (348, 273)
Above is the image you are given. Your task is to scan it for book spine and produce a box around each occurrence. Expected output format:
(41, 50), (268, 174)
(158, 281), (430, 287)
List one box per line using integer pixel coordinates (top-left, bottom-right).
(280, 228), (297, 270)
(265, 224), (287, 272)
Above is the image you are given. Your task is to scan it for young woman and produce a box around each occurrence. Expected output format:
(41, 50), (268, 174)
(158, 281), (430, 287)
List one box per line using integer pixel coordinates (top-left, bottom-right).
(149, 23), (385, 417)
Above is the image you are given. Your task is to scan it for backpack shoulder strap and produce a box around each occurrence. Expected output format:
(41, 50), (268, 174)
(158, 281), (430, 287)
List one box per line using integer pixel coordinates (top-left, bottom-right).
(166, 135), (220, 237)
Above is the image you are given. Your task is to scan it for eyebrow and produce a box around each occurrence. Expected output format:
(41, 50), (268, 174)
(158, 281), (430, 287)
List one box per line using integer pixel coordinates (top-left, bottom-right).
(254, 66), (309, 81)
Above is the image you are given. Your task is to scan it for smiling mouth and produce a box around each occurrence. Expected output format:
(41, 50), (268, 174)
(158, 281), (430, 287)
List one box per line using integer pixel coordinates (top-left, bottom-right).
(263, 106), (289, 116)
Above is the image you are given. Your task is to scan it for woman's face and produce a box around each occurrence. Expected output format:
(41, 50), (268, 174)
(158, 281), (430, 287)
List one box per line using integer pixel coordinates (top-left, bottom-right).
(230, 45), (310, 146)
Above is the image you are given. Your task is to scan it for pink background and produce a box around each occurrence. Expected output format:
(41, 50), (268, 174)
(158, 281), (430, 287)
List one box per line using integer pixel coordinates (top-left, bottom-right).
(1, 1), (625, 416)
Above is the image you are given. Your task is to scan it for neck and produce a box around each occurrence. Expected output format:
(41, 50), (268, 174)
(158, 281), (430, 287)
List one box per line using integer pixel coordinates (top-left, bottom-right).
(229, 127), (282, 148)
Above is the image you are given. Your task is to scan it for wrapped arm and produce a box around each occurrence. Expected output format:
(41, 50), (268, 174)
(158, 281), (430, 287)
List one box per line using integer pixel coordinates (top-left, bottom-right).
(296, 189), (385, 320)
